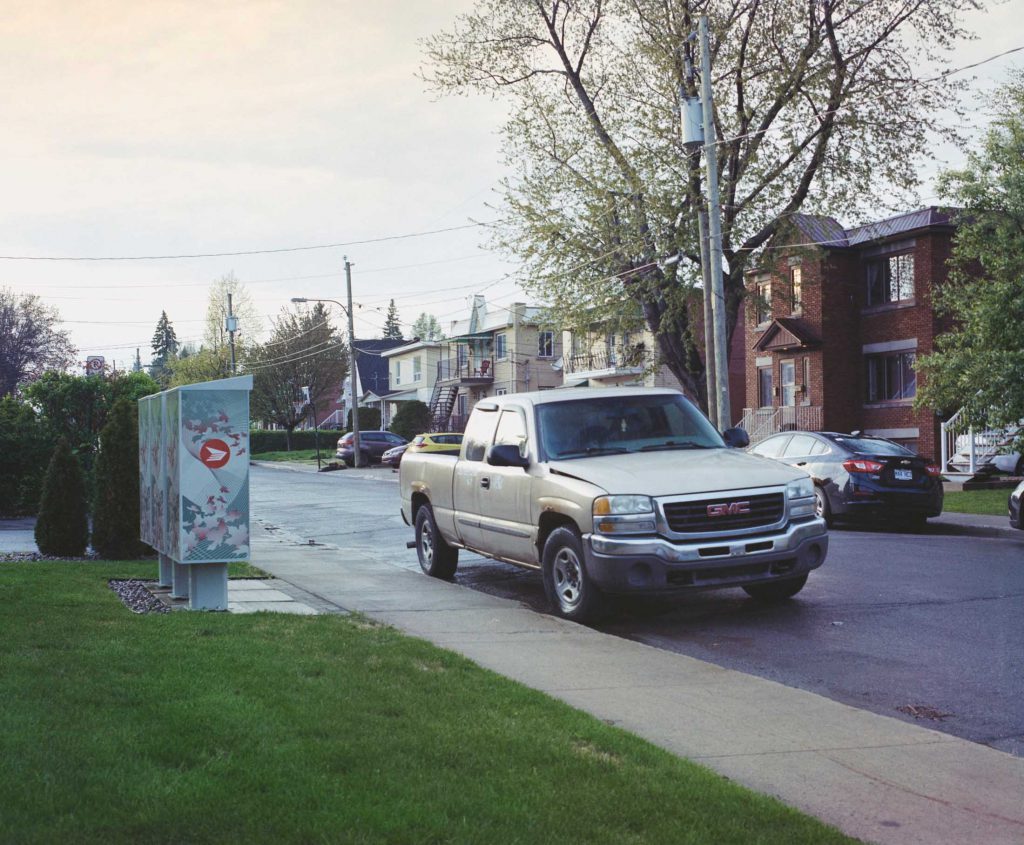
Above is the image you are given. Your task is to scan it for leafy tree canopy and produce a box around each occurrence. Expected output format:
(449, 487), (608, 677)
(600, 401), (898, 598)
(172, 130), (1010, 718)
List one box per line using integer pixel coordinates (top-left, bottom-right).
(411, 312), (446, 341)
(0, 287), (77, 396)
(247, 302), (348, 448)
(424, 0), (975, 403)
(916, 73), (1024, 445)
(204, 273), (262, 353)
(168, 346), (233, 386)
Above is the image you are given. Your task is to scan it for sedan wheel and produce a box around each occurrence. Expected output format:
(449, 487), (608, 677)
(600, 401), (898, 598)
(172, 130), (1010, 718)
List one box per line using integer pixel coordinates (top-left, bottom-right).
(813, 485), (833, 527)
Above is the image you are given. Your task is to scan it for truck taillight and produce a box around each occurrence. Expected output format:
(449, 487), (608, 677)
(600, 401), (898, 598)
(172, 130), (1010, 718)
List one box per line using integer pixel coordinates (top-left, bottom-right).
(843, 458), (884, 473)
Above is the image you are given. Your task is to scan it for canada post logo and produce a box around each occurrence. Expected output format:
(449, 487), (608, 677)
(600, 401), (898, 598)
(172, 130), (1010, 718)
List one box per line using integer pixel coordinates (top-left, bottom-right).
(707, 501), (750, 518)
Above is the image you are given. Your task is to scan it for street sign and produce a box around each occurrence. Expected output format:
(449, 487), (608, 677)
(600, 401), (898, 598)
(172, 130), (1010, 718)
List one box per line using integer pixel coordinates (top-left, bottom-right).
(85, 356), (105, 376)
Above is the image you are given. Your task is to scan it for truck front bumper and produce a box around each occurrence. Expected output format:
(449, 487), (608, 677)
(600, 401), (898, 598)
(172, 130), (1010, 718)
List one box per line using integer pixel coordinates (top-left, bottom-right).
(583, 518), (828, 594)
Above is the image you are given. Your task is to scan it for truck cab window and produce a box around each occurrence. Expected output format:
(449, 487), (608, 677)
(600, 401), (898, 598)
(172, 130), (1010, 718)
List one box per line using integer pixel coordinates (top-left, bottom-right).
(494, 410), (528, 458)
(462, 409), (500, 462)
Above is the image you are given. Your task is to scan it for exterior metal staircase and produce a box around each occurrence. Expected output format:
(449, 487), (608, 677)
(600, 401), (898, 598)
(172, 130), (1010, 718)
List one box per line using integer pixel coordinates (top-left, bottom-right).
(428, 381), (458, 432)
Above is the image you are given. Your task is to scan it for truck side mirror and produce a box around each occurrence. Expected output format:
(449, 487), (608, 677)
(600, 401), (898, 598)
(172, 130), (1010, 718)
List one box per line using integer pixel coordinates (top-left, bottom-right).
(722, 427), (750, 449)
(487, 444), (529, 468)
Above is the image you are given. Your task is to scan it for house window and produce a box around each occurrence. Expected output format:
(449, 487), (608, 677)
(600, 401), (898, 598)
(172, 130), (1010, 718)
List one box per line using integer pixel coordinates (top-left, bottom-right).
(866, 351), (916, 402)
(757, 366), (773, 408)
(802, 357), (811, 404)
(755, 279), (771, 325)
(790, 267), (802, 314)
(495, 388), (508, 396)
(413, 356), (422, 382)
(457, 344), (467, 368)
(495, 333), (507, 360)
(780, 360), (796, 406)
(866, 253), (915, 306)
(538, 330), (554, 358)
(393, 361), (402, 385)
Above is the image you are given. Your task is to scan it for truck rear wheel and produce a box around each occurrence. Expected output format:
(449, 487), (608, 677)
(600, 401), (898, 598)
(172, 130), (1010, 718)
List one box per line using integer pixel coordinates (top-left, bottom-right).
(542, 526), (604, 623)
(742, 574), (808, 603)
(415, 505), (458, 579)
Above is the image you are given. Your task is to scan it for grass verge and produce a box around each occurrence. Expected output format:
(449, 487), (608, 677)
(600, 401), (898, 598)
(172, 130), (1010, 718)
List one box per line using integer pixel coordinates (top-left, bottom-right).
(0, 562), (855, 845)
(252, 449), (322, 463)
(943, 488), (1013, 516)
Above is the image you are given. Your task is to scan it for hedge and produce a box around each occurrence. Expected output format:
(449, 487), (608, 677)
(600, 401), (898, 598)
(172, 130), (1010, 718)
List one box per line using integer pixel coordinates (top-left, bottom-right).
(250, 429), (344, 453)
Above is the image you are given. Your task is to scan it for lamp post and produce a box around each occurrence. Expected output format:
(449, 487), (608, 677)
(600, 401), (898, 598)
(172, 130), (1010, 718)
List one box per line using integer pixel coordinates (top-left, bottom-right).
(292, 269), (361, 468)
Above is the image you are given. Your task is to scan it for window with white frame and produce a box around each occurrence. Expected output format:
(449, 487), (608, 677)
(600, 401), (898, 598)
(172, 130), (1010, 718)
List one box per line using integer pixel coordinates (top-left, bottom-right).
(757, 366), (773, 407)
(495, 333), (507, 360)
(393, 361), (402, 384)
(790, 266), (802, 314)
(754, 278), (771, 325)
(413, 356), (422, 382)
(537, 330), (554, 358)
(866, 351), (916, 402)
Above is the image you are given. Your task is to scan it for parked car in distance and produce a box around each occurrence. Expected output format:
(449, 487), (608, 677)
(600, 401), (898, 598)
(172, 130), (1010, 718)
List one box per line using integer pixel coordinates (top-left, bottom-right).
(382, 443), (409, 469)
(336, 431), (407, 467)
(1010, 479), (1023, 529)
(407, 433), (464, 454)
(748, 431), (943, 529)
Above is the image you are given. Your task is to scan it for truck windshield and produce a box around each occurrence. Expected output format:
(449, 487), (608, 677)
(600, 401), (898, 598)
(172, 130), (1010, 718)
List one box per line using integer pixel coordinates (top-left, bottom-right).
(537, 394), (725, 460)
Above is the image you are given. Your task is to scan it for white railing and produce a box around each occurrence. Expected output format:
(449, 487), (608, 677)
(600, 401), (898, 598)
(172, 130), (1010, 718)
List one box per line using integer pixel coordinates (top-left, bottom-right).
(319, 409), (346, 429)
(940, 408), (1019, 474)
(739, 406), (824, 445)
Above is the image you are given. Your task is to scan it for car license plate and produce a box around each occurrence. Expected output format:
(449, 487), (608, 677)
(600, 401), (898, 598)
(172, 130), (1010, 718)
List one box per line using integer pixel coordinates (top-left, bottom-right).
(894, 468), (913, 481)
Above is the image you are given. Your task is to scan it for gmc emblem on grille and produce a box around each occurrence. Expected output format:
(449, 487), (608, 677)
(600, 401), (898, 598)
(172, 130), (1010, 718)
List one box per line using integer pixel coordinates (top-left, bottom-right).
(707, 501), (751, 517)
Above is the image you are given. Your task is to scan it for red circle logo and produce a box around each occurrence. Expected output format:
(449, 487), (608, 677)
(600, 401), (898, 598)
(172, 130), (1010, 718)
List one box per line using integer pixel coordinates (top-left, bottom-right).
(199, 439), (231, 469)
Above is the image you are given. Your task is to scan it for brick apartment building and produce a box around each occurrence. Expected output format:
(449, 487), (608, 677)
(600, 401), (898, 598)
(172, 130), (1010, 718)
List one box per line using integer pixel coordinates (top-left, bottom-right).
(740, 207), (955, 460)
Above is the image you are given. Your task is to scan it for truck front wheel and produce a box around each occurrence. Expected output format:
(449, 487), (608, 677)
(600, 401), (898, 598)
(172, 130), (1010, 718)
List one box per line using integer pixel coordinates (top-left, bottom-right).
(542, 526), (604, 623)
(415, 505), (458, 579)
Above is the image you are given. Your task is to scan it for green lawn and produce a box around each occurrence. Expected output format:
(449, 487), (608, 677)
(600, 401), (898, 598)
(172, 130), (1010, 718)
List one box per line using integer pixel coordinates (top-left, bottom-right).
(0, 562), (855, 845)
(943, 488), (1013, 516)
(252, 449), (323, 463)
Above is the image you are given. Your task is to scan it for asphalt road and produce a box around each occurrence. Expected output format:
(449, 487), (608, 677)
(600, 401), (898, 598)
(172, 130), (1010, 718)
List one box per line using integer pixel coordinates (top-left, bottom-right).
(251, 463), (1024, 757)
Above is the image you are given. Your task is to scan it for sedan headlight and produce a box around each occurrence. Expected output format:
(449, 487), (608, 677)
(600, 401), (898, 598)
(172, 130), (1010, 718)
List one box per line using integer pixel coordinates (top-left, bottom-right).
(786, 478), (814, 500)
(593, 495), (656, 535)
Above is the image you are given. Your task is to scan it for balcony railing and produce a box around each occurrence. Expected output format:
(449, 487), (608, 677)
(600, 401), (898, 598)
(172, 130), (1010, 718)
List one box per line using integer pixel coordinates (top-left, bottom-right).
(739, 405), (824, 445)
(437, 359), (494, 383)
(565, 345), (646, 375)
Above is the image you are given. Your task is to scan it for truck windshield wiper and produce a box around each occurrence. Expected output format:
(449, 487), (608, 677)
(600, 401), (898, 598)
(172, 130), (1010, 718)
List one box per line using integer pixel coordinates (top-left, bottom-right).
(553, 446), (629, 459)
(638, 441), (712, 451)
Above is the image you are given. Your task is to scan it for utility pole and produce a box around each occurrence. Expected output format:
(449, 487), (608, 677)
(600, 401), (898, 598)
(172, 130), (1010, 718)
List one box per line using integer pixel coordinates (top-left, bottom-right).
(697, 208), (718, 425)
(345, 256), (361, 469)
(226, 293), (237, 375)
(698, 15), (731, 429)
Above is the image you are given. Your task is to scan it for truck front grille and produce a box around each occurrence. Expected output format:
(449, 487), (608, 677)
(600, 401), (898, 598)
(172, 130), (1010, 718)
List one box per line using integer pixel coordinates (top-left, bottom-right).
(662, 492), (785, 534)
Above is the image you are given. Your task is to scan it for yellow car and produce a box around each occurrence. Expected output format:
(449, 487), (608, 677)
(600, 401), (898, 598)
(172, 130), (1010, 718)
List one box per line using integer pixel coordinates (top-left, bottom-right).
(407, 433), (464, 455)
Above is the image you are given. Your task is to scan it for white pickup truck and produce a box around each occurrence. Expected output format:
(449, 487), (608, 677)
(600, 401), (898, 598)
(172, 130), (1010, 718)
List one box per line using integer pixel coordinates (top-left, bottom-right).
(400, 387), (828, 621)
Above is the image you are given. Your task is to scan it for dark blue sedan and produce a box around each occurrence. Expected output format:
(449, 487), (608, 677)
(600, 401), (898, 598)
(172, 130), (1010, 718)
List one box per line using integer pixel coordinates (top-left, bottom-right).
(749, 431), (943, 529)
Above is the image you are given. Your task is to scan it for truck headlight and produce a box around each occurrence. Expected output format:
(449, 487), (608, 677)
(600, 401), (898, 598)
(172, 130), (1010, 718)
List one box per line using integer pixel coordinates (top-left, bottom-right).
(786, 478), (814, 500)
(593, 495), (656, 535)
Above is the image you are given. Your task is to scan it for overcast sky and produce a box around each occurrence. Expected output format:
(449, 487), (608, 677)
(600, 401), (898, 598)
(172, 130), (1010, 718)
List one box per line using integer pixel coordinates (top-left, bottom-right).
(2, 0), (1020, 370)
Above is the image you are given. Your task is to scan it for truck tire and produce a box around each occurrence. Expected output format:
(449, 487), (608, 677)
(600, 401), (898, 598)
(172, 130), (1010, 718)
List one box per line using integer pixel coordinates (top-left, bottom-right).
(542, 526), (604, 623)
(415, 504), (458, 579)
(742, 574), (808, 603)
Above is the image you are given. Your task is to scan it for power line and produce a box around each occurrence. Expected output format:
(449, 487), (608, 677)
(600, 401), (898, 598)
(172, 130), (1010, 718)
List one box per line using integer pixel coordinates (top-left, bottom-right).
(0, 221), (493, 262)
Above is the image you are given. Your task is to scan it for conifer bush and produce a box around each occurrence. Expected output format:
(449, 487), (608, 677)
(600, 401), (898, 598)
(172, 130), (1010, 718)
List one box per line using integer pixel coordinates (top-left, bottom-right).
(390, 401), (432, 441)
(92, 400), (150, 559)
(34, 436), (90, 557)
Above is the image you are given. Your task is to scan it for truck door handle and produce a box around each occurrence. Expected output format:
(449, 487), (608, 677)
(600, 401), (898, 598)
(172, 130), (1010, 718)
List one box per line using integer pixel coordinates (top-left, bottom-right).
(480, 477), (490, 489)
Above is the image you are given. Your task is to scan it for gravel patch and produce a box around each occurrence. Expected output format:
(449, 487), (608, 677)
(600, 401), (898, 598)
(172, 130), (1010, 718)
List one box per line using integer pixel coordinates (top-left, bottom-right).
(109, 579), (170, 614)
(0, 551), (101, 562)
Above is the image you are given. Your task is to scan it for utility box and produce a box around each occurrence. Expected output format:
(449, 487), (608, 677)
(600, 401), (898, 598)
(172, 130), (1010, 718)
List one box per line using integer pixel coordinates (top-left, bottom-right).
(680, 96), (704, 150)
(138, 375), (253, 610)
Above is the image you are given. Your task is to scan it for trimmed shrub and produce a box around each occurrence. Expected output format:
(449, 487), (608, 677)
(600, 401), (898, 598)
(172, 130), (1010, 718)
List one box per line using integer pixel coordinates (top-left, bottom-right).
(390, 401), (432, 442)
(92, 400), (151, 559)
(250, 429), (344, 453)
(347, 407), (381, 432)
(34, 437), (90, 557)
(0, 397), (50, 516)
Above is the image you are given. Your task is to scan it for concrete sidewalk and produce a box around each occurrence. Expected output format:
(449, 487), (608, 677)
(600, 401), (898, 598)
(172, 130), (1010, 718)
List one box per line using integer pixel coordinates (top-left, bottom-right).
(251, 528), (1024, 845)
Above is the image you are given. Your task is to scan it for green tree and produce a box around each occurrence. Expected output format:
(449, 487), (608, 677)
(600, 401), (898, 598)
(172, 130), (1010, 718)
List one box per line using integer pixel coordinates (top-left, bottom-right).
(411, 313), (445, 341)
(0, 396), (50, 515)
(389, 401), (432, 441)
(382, 299), (404, 340)
(149, 310), (179, 384)
(0, 287), (77, 396)
(34, 436), (90, 557)
(204, 273), (262, 356)
(424, 0), (975, 405)
(92, 400), (150, 559)
(168, 346), (233, 386)
(347, 406), (382, 432)
(247, 302), (348, 450)
(916, 74), (1024, 447)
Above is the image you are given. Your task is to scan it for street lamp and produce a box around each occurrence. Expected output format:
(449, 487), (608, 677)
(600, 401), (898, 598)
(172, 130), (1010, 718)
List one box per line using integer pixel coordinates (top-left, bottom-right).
(291, 258), (360, 467)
